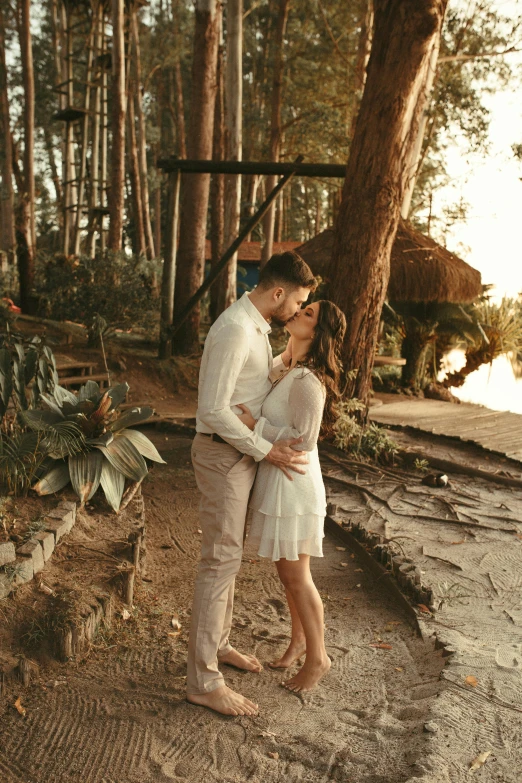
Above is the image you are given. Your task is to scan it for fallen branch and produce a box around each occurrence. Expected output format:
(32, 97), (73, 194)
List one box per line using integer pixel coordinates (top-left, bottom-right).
(324, 473), (517, 533)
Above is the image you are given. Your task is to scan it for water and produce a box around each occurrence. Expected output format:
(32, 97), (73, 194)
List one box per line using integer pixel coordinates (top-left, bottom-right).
(441, 350), (522, 414)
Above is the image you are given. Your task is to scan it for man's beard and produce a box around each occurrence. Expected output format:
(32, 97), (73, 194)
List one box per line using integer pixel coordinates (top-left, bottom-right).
(271, 303), (293, 328)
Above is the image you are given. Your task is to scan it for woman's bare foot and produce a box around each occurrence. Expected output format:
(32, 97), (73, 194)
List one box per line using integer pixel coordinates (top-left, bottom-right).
(217, 648), (263, 672)
(186, 685), (258, 716)
(281, 655), (331, 693)
(268, 639), (306, 669)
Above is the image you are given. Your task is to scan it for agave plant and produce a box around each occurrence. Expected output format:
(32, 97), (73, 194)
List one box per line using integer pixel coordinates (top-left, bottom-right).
(22, 379), (165, 512)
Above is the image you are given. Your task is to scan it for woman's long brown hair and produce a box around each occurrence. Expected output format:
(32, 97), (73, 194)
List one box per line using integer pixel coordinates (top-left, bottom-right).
(302, 300), (346, 438)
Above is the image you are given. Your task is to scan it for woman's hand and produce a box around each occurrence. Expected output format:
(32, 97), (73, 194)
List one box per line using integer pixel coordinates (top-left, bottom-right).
(281, 335), (293, 368)
(236, 404), (257, 431)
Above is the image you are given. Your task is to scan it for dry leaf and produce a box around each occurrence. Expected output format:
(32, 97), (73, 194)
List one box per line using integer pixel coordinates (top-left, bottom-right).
(515, 533), (522, 540)
(171, 616), (181, 630)
(417, 604), (431, 614)
(336, 547), (346, 551)
(167, 631), (181, 637)
(268, 752), (279, 760)
(469, 750), (491, 771)
(350, 553), (355, 558)
(370, 643), (393, 650)
(121, 609), (131, 621)
(355, 583), (361, 588)
(14, 697), (26, 717)
(465, 675), (478, 687)
(354, 568), (363, 572)
(395, 666), (403, 672)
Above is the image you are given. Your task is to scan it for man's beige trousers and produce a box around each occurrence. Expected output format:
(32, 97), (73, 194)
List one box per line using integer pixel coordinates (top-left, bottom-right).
(186, 434), (257, 695)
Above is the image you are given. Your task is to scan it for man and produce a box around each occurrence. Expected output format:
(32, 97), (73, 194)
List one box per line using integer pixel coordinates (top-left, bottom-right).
(186, 251), (317, 717)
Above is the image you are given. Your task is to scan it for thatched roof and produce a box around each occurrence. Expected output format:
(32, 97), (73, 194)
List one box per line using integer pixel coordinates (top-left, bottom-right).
(295, 219), (483, 304)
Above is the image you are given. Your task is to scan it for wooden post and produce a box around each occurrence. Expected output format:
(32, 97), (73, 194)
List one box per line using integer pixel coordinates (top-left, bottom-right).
(159, 169), (181, 358)
(170, 156), (302, 341)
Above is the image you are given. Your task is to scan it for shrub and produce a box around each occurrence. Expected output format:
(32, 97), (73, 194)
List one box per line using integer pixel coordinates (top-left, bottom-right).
(35, 250), (159, 339)
(333, 400), (399, 463)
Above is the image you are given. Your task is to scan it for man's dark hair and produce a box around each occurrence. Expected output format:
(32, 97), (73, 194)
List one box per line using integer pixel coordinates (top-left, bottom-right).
(257, 251), (317, 292)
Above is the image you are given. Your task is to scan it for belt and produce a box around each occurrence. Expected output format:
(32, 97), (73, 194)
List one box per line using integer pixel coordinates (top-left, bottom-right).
(200, 432), (227, 444)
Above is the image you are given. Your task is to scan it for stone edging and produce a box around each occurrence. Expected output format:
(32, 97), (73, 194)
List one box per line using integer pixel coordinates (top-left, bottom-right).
(0, 500), (77, 601)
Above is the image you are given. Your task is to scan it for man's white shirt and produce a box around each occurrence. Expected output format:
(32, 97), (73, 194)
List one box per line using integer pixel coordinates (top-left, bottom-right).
(196, 292), (285, 461)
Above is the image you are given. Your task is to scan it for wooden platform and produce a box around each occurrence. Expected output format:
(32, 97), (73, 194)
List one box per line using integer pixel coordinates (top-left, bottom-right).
(369, 398), (522, 464)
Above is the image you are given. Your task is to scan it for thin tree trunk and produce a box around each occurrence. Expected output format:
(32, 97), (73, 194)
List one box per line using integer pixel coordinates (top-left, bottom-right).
(400, 34), (440, 218)
(16, 0), (36, 311)
(221, 0), (242, 310)
(130, 7), (155, 258)
(173, 58), (187, 158)
(173, 0), (221, 355)
(108, 0), (127, 252)
(349, 0), (374, 138)
(127, 83), (147, 256)
(87, 2), (103, 258)
(260, 0), (289, 267)
(243, 174), (258, 241)
(73, 22), (95, 256)
(0, 6), (16, 267)
(210, 35), (225, 322)
(327, 0), (448, 407)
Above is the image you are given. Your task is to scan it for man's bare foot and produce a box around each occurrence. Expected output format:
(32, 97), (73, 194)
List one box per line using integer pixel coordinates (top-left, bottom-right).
(217, 648), (263, 672)
(186, 685), (259, 716)
(268, 639), (306, 669)
(281, 655), (331, 693)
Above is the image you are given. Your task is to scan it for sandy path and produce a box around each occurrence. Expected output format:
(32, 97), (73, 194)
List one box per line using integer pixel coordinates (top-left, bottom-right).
(0, 434), (445, 783)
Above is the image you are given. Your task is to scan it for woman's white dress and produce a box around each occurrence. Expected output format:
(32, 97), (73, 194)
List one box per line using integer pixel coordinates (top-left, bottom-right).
(247, 366), (326, 561)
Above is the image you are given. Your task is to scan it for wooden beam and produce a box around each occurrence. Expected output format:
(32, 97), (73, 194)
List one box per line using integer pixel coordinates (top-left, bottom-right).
(170, 156), (303, 342)
(157, 157), (346, 178)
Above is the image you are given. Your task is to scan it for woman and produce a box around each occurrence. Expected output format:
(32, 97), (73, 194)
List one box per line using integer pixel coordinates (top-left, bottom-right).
(237, 299), (346, 693)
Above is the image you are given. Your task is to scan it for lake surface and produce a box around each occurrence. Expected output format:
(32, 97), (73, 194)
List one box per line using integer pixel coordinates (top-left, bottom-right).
(442, 350), (522, 414)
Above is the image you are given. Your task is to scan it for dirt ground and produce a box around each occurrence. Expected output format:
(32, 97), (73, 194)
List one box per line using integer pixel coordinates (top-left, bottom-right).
(0, 432), (447, 783)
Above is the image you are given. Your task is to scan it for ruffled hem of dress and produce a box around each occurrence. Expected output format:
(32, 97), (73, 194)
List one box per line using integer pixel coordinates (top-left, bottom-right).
(247, 510), (324, 562)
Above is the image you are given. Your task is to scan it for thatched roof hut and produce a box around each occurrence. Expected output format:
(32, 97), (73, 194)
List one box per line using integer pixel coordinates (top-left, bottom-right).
(295, 219), (483, 303)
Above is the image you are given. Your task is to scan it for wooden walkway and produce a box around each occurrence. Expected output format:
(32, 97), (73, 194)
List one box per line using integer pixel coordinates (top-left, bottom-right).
(369, 398), (522, 464)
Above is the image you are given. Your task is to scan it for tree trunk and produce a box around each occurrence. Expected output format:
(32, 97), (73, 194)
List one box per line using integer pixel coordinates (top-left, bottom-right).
(17, 0), (36, 311)
(127, 85), (147, 257)
(0, 6), (16, 268)
(210, 35), (225, 323)
(221, 0), (243, 310)
(400, 33), (440, 218)
(400, 332), (431, 390)
(130, 7), (155, 259)
(327, 0), (448, 407)
(260, 0), (289, 267)
(349, 0), (374, 138)
(108, 0), (127, 252)
(173, 58), (187, 158)
(173, 0), (221, 355)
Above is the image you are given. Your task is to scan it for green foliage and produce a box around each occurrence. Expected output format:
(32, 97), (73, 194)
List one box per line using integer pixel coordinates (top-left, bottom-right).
(333, 400), (399, 463)
(443, 295), (522, 387)
(35, 251), (159, 338)
(0, 334), (59, 422)
(413, 458), (430, 472)
(25, 379), (165, 511)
